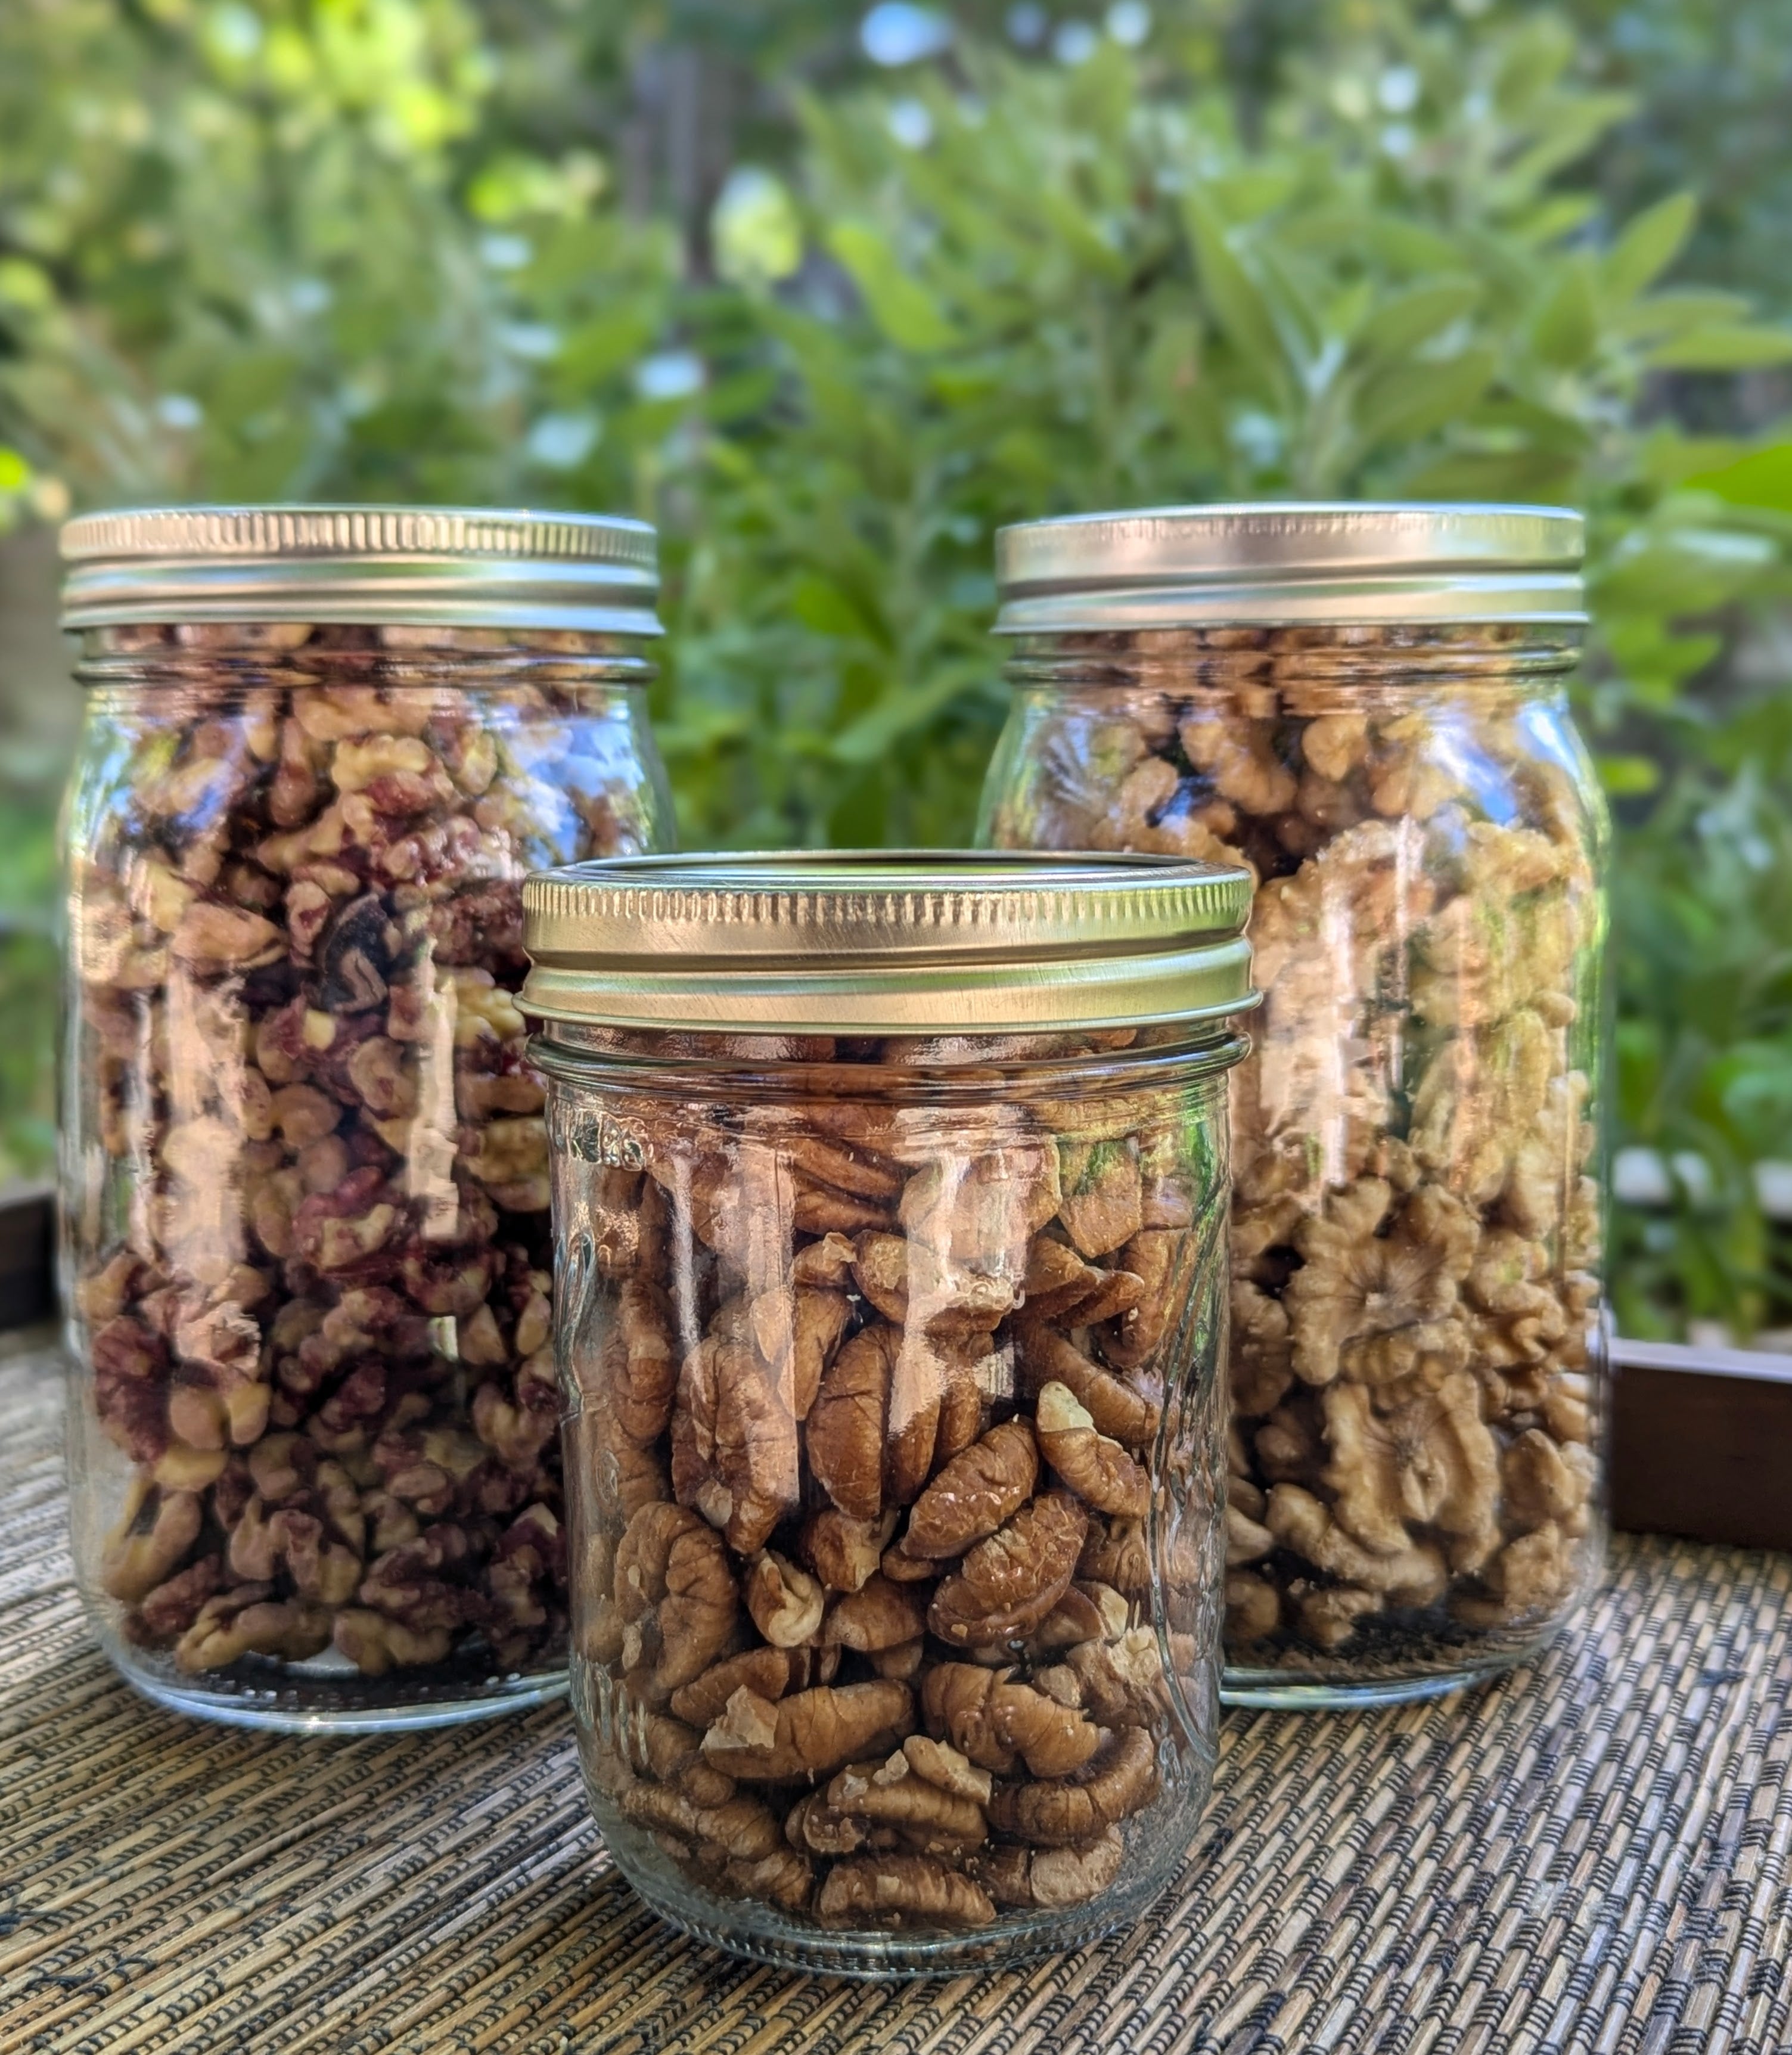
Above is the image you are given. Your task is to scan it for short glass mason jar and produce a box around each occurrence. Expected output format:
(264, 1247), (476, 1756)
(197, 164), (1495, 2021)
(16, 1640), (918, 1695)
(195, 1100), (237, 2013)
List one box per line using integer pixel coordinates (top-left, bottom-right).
(58, 505), (675, 1730)
(978, 505), (1609, 1706)
(523, 852), (1255, 1973)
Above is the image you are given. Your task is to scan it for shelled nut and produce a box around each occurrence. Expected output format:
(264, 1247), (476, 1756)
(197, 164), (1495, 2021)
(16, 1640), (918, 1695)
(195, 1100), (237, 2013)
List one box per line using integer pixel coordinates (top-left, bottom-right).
(73, 624), (656, 1679)
(564, 1032), (1226, 1931)
(984, 622), (1602, 1664)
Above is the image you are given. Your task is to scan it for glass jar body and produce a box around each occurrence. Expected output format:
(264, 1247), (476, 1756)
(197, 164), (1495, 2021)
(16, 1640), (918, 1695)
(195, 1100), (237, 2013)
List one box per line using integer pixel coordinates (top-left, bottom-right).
(538, 1022), (1238, 1973)
(979, 625), (1610, 1705)
(61, 624), (674, 1730)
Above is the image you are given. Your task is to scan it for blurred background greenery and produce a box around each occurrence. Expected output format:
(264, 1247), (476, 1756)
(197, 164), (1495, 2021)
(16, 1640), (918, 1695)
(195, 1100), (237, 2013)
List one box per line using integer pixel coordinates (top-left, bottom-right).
(3, 0), (1790, 1341)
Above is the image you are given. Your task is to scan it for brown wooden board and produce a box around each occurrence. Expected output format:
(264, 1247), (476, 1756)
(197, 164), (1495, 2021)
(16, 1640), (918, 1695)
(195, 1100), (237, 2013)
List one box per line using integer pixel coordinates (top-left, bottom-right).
(0, 1182), (52, 1332)
(1611, 1336), (1792, 1553)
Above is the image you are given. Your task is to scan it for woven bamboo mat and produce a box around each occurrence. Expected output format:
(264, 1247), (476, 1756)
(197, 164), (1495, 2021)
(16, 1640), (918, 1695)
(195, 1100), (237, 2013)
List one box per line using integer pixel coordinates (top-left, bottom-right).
(3, 1340), (1790, 2055)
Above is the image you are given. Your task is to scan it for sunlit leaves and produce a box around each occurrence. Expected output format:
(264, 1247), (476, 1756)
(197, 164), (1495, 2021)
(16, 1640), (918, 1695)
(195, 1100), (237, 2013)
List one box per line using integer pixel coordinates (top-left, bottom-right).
(1685, 441), (1792, 515)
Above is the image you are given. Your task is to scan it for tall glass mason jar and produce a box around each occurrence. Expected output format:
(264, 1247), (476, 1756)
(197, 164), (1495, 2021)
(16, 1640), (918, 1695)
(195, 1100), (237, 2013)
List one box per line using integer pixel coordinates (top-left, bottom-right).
(524, 852), (1255, 1973)
(58, 505), (674, 1730)
(977, 505), (1608, 1706)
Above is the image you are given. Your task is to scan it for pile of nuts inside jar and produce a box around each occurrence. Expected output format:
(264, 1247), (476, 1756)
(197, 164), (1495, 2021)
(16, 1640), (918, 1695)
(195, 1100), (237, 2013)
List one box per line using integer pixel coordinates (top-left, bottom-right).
(986, 624), (1601, 1665)
(70, 625), (654, 1681)
(564, 1032), (1223, 1930)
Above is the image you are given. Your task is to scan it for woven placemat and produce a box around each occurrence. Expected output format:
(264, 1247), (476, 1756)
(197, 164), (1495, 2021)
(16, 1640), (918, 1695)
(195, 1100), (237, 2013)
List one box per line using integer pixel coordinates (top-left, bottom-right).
(2, 1342), (1789, 2055)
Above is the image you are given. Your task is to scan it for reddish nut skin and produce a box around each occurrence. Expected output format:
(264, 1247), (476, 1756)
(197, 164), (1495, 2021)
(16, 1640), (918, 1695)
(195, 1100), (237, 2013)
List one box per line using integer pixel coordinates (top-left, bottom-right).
(69, 630), (659, 1685)
(697, 1681), (915, 1781)
(978, 1827), (1125, 1910)
(904, 1419), (1038, 1560)
(616, 1502), (739, 1692)
(670, 1331), (802, 1554)
(927, 1494), (1089, 1647)
(821, 1575), (927, 1654)
(986, 1725), (1158, 1846)
(817, 1855), (995, 1931)
(799, 1508), (894, 1594)
(1017, 1323), (1160, 1452)
(668, 1646), (818, 1727)
(805, 1325), (897, 1522)
(1033, 1382), (1151, 1519)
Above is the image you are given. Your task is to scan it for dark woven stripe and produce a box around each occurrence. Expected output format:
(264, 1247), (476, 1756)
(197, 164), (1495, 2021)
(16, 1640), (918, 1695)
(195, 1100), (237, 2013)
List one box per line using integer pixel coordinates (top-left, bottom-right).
(1, 1346), (1787, 2055)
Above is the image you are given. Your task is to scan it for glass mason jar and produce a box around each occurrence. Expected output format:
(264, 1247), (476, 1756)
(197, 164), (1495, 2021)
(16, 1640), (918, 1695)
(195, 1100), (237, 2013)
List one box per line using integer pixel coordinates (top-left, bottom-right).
(58, 505), (675, 1731)
(978, 505), (1609, 1706)
(524, 852), (1255, 1973)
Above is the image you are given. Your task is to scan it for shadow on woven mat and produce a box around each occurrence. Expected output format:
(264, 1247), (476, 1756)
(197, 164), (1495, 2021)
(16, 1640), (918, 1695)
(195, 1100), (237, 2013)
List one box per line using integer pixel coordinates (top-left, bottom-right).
(1, 1346), (1789, 2055)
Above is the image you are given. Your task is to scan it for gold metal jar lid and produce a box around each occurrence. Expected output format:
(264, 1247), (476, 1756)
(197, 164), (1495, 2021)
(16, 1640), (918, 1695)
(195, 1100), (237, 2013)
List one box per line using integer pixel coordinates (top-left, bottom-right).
(995, 502), (1585, 631)
(521, 851), (1257, 1035)
(60, 504), (660, 635)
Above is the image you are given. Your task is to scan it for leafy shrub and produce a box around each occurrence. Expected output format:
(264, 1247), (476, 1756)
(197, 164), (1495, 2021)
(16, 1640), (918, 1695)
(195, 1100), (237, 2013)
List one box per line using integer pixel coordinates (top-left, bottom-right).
(2, 0), (1791, 1340)
(664, 17), (1792, 848)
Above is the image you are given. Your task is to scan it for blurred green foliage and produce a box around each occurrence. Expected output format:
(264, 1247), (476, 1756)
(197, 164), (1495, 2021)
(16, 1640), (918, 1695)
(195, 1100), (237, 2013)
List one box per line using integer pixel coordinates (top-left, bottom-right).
(1570, 0), (1792, 328)
(0, 782), (60, 1188)
(0, 0), (681, 510)
(3, 0), (1792, 1338)
(666, 16), (1791, 840)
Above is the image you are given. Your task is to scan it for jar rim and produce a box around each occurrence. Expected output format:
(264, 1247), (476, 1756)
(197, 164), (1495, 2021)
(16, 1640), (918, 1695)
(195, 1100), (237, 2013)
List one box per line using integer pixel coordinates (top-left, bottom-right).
(520, 849), (1259, 1035)
(994, 501), (1586, 631)
(529, 1021), (1250, 1091)
(58, 504), (661, 636)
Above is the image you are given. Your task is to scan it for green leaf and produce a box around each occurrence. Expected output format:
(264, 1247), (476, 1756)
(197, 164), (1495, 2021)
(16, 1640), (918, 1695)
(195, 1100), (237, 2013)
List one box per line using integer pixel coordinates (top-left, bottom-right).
(1492, 15), (1577, 115)
(1645, 325), (1792, 372)
(1352, 215), (1468, 276)
(1181, 188), (1289, 402)
(1352, 280), (1481, 364)
(1530, 259), (1600, 370)
(1403, 447), (1581, 504)
(0, 257), (54, 311)
(788, 570), (880, 643)
(1684, 440), (1792, 514)
(1509, 194), (1600, 250)
(826, 221), (959, 352)
(1460, 394), (1595, 456)
(1613, 290), (1754, 342)
(1498, 93), (1637, 194)
(1598, 754), (1661, 797)
(555, 305), (659, 386)
(1352, 346), (1499, 452)
(1603, 193), (1697, 303)
(1032, 188), (1131, 285)
(830, 665), (984, 765)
